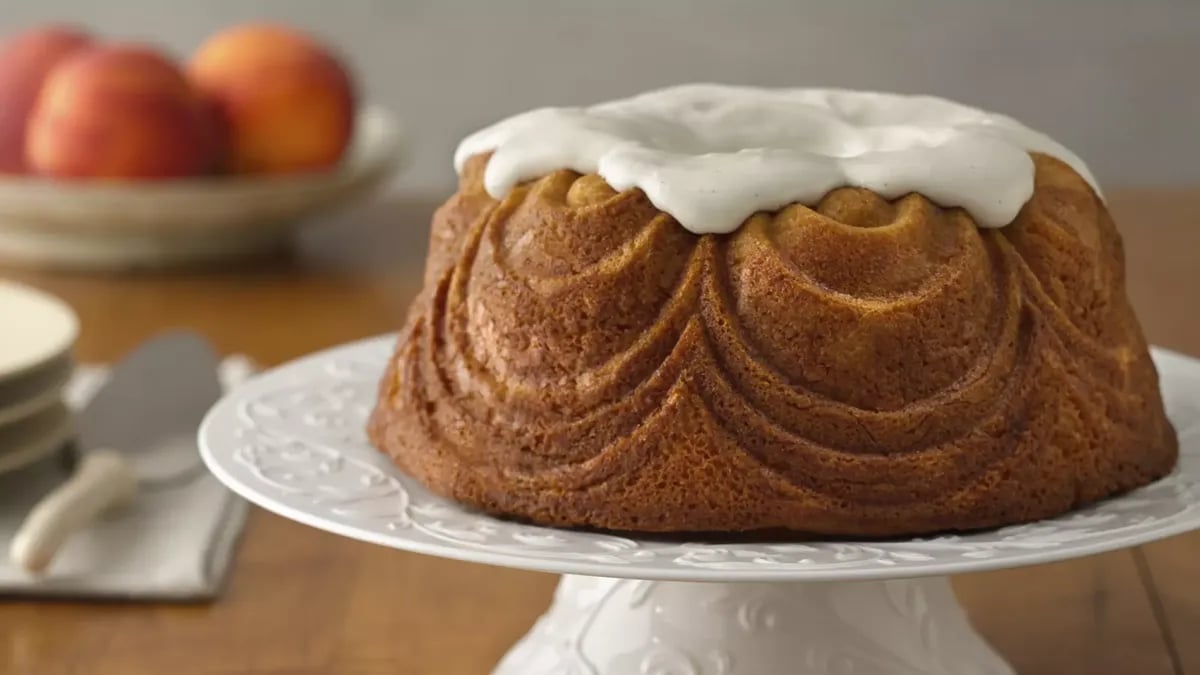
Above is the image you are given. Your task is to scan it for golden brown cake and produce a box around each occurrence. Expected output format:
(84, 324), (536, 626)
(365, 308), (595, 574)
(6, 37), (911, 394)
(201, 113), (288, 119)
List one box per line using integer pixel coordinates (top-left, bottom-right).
(370, 88), (1177, 537)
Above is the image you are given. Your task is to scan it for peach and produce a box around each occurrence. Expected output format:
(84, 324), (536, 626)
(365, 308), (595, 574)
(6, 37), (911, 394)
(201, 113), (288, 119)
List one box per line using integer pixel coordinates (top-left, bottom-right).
(188, 23), (356, 175)
(0, 25), (93, 173)
(26, 44), (218, 180)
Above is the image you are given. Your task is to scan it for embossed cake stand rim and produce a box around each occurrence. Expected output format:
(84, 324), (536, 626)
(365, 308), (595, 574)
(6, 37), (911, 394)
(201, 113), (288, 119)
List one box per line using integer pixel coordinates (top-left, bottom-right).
(203, 456), (1200, 583)
(197, 333), (1200, 584)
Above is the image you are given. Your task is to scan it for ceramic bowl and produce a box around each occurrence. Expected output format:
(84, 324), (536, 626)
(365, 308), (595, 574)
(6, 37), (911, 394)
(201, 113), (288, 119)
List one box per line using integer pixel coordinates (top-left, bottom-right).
(0, 105), (406, 271)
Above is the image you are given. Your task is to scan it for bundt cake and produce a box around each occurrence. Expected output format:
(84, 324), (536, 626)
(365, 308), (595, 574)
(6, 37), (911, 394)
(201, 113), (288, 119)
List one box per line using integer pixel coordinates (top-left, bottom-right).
(369, 84), (1178, 536)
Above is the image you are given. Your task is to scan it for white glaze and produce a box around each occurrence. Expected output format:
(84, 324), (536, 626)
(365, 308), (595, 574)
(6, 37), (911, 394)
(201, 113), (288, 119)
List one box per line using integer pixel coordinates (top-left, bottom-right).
(454, 84), (1099, 233)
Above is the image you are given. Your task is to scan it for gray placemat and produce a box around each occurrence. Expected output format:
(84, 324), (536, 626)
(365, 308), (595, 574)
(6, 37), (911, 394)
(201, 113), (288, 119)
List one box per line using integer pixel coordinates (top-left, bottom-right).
(0, 359), (253, 600)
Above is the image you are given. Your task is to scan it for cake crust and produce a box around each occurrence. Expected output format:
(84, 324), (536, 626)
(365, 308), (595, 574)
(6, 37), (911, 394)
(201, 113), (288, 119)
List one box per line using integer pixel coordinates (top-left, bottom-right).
(369, 152), (1178, 536)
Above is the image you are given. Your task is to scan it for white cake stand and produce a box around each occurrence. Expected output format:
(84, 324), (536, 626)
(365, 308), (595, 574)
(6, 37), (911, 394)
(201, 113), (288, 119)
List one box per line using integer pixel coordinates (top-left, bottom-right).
(198, 336), (1200, 675)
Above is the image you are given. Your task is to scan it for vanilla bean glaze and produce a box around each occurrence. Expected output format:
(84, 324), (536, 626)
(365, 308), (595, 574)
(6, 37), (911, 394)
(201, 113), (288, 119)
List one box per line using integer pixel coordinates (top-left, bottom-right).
(456, 84), (1099, 233)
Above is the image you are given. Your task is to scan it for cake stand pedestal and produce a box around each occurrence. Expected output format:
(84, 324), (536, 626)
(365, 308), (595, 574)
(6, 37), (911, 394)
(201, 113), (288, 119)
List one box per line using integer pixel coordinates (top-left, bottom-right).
(198, 336), (1200, 675)
(496, 575), (1011, 675)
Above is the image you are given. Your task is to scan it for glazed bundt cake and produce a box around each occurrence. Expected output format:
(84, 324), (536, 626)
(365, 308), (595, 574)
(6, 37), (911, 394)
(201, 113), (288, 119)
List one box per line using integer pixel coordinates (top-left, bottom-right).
(370, 85), (1178, 536)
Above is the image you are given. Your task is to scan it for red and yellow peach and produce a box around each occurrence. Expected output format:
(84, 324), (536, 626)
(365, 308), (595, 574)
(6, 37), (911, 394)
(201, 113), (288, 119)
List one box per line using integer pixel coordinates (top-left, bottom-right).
(188, 23), (356, 176)
(0, 25), (93, 173)
(26, 44), (218, 180)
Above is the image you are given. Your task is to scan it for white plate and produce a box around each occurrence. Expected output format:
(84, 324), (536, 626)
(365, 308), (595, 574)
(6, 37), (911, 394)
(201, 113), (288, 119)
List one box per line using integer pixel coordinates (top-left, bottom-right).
(0, 282), (78, 384)
(199, 335), (1200, 582)
(0, 105), (407, 270)
(0, 402), (72, 476)
(0, 353), (72, 428)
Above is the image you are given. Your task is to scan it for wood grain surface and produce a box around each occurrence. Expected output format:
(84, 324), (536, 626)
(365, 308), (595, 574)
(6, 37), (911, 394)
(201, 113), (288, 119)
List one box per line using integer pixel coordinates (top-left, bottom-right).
(0, 189), (1195, 675)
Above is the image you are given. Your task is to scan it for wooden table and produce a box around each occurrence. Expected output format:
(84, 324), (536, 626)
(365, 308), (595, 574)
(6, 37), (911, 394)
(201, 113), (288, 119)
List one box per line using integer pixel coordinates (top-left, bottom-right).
(0, 190), (1196, 675)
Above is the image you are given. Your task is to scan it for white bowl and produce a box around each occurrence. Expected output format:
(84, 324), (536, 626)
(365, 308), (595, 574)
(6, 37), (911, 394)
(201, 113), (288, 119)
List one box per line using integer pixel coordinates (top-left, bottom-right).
(0, 105), (406, 271)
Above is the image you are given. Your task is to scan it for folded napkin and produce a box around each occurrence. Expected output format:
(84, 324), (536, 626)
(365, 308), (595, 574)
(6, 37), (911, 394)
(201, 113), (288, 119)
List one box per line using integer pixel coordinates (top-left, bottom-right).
(0, 357), (252, 600)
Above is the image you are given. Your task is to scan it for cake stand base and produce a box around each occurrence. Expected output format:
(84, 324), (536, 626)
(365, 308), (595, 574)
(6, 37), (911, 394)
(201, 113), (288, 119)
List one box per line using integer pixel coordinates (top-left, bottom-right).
(496, 575), (1013, 675)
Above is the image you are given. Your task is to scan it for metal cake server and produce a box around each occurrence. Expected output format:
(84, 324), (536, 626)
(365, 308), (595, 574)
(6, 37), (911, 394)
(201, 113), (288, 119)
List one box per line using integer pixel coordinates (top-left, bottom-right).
(9, 331), (222, 575)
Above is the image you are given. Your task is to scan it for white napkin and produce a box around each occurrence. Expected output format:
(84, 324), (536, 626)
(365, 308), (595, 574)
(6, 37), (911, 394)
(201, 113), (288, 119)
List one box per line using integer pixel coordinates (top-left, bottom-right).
(0, 357), (252, 600)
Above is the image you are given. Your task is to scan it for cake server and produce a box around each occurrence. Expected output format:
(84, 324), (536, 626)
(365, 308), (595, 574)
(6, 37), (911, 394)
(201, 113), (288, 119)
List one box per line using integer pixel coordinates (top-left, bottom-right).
(9, 331), (223, 575)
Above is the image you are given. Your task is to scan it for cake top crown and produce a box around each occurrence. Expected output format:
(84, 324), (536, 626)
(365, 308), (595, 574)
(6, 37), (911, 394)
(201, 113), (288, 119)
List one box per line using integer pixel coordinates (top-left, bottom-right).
(455, 84), (1098, 233)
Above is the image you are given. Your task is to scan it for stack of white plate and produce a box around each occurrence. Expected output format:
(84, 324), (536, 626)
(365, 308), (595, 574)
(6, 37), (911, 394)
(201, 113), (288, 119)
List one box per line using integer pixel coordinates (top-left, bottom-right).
(0, 281), (78, 475)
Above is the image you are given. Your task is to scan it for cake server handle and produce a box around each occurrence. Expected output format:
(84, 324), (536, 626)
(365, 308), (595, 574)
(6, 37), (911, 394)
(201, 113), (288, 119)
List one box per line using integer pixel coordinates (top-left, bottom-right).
(9, 449), (138, 575)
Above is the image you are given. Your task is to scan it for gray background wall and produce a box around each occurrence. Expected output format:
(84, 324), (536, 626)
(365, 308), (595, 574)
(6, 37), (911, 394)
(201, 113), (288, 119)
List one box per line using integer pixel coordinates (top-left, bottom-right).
(3, 0), (1196, 194)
